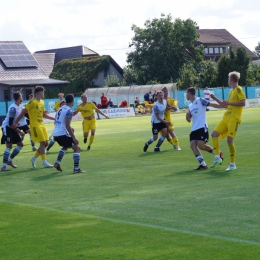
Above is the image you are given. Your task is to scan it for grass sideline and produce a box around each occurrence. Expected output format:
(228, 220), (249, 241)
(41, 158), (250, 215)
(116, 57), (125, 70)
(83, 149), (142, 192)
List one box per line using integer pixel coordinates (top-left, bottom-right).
(0, 107), (260, 259)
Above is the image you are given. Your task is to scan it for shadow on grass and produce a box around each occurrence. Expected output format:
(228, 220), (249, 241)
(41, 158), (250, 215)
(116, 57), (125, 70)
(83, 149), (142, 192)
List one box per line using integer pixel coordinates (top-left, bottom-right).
(166, 168), (233, 178)
(31, 170), (64, 181)
(0, 167), (42, 177)
(139, 150), (170, 157)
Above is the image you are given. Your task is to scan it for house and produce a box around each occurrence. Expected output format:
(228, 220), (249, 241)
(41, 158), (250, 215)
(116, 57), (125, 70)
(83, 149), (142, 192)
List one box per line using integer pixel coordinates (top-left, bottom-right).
(34, 46), (124, 86)
(0, 41), (69, 102)
(196, 28), (258, 61)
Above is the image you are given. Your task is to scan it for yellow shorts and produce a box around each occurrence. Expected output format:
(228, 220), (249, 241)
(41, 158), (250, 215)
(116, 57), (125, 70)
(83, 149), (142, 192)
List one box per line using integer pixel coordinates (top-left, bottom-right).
(82, 118), (96, 133)
(31, 124), (48, 143)
(214, 118), (240, 139)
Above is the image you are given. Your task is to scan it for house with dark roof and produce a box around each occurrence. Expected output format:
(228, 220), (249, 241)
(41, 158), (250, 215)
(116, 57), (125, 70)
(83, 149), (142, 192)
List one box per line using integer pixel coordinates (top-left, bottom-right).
(0, 41), (69, 102)
(196, 29), (258, 61)
(34, 45), (124, 86)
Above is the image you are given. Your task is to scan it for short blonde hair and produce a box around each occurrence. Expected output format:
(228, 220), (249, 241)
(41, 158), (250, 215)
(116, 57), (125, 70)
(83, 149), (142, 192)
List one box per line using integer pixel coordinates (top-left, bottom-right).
(58, 93), (64, 97)
(228, 71), (240, 82)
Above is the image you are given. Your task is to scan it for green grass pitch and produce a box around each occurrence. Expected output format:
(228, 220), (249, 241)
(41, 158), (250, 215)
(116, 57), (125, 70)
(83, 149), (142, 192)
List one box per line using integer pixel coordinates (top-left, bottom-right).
(0, 108), (260, 259)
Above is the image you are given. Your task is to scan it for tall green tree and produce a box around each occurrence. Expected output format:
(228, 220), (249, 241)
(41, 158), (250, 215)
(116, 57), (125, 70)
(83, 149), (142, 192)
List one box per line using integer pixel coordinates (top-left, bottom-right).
(127, 14), (204, 84)
(233, 47), (251, 85)
(254, 42), (260, 57)
(177, 63), (197, 89)
(246, 63), (260, 85)
(197, 59), (218, 88)
(217, 46), (250, 86)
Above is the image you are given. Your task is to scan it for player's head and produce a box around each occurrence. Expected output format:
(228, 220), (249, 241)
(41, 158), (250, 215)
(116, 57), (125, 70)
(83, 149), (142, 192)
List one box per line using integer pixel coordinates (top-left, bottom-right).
(186, 87), (196, 101)
(13, 91), (22, 103)
(228, 71), (240, 87)
(81, 94), (87, 103)
(205, 87), (208, 90)
(65, 94), (74, 106)
(35, 86), (45, 99)
(161, 86), (168, 97)
(58, 93), (64, 100)
(156, 91), (164, 101)
(60, 100), (66, 107)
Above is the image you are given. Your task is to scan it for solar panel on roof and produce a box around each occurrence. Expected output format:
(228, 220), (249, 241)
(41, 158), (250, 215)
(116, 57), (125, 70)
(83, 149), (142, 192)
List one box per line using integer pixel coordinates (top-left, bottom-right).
(0, 54), (39, 68)
(0, 42), (38, 68)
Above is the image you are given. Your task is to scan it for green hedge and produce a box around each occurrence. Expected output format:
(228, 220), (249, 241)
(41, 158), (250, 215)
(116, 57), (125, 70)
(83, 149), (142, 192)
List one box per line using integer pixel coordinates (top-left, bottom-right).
(46, 55), (110, 98)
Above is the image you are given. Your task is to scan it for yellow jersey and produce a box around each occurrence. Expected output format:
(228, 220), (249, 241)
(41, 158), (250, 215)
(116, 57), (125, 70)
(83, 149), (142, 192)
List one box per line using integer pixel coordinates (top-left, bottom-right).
(75, 102), (97, 117)
(54, 100), (64, 111)
(223, 86), (246, 122)
(25, 98), (45, 126)
(164, 97), (176, 121)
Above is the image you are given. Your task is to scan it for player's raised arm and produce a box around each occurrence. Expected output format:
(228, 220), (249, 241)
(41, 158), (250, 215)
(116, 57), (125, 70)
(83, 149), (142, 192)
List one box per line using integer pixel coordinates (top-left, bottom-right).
(95, 108), (110, 119)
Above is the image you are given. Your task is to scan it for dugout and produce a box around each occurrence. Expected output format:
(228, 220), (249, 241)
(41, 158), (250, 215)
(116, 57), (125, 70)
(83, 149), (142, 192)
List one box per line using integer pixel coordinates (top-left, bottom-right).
(84, 83), (178, 107)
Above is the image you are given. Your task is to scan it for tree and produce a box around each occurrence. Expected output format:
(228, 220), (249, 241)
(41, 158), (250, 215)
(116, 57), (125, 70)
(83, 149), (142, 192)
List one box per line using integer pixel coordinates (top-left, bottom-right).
(233, 47), (251, 86)
(197, 59), (218, 88)
(246, 63), (260, 85)
(121, 65), (139, 86)
(217, 46), (250, 86)
(254, 42), (260, 57)
(104, 73), (121, 87)
(127, 14), (204, 85)
(177, 63), (197, 89)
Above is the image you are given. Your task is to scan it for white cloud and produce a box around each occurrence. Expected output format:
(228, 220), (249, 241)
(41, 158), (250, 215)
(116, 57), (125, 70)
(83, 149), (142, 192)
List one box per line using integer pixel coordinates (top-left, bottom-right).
(0, 0), (260, 67)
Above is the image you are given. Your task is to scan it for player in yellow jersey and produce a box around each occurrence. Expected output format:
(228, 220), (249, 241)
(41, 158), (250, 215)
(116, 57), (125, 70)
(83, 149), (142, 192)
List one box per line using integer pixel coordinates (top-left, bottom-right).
(209, 71), (246, 171)
(54, 93), (64, 112)
(73, 94), (110, 150)
(161, 87), (181, 150)
(13, 86), (55, 168)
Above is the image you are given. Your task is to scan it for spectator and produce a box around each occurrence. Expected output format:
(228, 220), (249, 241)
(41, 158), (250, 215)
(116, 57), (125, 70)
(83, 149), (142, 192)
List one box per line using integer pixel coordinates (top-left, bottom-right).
(204, 87), (211, 101)
(134, 97), (144, 113)
(119, 100), (128, 108)
(144, 91), (151, 102)
(204, 87), (211, 111)
(100, 93), (108, 109)
(107, 98), (114, 108)
(152, 90), (157, 103)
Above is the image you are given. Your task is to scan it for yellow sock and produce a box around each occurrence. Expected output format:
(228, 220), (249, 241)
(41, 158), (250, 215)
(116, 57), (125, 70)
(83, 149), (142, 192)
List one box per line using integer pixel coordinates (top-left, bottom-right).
(168, 138), (174, 144)
(172, 137), (179, 147)
(41, 154), (47, 160)
(228, 143), (236, 163)
(88, 135), (95, 147)
(35, 151), (40, 158)
(212, 137), (220, 155)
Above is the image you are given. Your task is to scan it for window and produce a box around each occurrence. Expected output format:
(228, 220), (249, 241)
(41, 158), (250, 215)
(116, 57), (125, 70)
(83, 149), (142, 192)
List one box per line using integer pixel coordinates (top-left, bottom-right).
(209, 48), (214, 54)
(204, 48), (208, 54)
(104, 70), (107, 78)
(4, 90), (10, 101)
(214, 48), (219, 54)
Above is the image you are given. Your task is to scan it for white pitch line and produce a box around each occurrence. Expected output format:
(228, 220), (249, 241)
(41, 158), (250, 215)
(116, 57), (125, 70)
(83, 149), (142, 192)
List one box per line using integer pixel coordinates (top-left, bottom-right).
(1, 199), (260, 246)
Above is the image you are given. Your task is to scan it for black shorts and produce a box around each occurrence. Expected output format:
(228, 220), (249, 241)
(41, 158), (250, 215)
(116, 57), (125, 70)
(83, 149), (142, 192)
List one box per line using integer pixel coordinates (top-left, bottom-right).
(1, 127), (22, 144)
(18, 124), (29, 133)
(190, 127), (209, 143)
(54, 135), (74, 148)
(152, 122), (167, 135)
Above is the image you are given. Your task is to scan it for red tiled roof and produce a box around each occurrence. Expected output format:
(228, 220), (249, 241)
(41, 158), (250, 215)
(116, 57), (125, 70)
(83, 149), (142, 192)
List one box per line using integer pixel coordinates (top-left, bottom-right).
(197, 29), (258, 60)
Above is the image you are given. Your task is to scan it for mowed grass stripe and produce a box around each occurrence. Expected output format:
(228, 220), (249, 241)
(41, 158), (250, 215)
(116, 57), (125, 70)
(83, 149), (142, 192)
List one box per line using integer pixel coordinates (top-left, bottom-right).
(1, 108), (260, 259)
(0, 199), (260, 259)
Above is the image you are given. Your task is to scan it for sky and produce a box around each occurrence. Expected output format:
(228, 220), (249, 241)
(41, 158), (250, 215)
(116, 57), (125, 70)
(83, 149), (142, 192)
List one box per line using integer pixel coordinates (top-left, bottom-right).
(0, 0), (260, 68)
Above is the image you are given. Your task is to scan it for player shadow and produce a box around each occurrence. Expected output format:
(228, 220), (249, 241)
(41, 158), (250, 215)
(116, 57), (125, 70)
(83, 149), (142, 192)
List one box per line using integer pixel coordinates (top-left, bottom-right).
(139, 150), (171, 157)
(168, 168), (232, 178)
(0, 167), (42, 177)
(31, 170), (63, 181)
